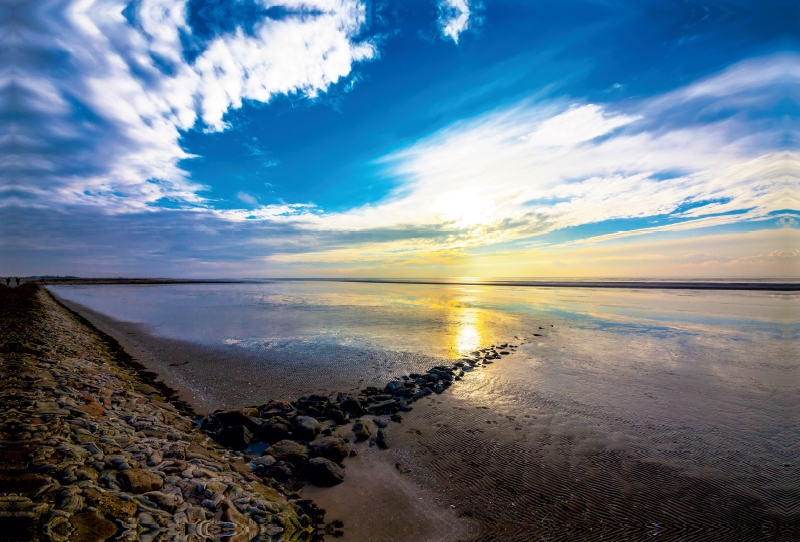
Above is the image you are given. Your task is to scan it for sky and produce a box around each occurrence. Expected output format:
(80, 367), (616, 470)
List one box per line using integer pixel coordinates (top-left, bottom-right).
(1, 0), (798, 278)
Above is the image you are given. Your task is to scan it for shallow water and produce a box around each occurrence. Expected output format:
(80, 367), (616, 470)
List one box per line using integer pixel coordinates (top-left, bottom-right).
(50, 281), (799, 539)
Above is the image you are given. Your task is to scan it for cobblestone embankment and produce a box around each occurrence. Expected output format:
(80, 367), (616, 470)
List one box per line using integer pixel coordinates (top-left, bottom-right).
(0, 283), (315, 541)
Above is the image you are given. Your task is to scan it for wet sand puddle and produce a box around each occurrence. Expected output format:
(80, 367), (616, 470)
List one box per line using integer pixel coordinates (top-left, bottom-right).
(49, 283), (799, 540)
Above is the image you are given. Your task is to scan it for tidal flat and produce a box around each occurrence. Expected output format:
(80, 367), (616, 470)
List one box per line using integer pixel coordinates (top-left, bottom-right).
(50, 280), (799, 540)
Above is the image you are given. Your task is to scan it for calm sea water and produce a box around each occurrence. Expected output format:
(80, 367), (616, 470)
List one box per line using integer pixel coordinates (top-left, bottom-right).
(50, 281), (798, 538)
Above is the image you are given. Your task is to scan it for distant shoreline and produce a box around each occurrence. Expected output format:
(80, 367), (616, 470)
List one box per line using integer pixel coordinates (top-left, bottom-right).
(37, 277), (800, 291)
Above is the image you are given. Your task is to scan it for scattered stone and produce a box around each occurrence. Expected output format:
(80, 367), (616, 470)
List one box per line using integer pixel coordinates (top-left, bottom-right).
(309, 436), (348, 463)
(266, 440), (309, 466)
(376, 429), (389, 450)
(304, 457), (344, 487)
(293, 416), (321, 442)
(352, 420), (371, 442)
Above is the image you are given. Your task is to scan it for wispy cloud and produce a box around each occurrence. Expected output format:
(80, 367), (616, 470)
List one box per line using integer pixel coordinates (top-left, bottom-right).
(286, 55), (797, 248)
(438, 0), (471, 43)
(0, 0), (376, 211)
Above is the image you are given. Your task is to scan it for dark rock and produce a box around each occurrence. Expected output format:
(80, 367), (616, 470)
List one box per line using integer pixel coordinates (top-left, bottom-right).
(293, 416), (321, 442)
(118, 468), (163, 494)
(304, 457), (344, 487)
(308, 436), (348, 463)
(340, 397), (364, 417)
(429, 369), (453, 382)
(365, 400), (397, 414)
(266, 440), (309, 466)
(435, 385), (444, 394)
(373, 417), (388, 428)
(371, 394), (392, 401)
(352, 420), (370, 442)
(215, 425), (253, 450)
(385, 381), (404, 394)
(258, 400), (294, 417)
(500, 351), (510, 355)
(323, 408), (348, 424)
(376, 429), (389, 449)
(270, 463), (293, 482)
(349, 449), (357, 457)
(255, 416), (292, 443)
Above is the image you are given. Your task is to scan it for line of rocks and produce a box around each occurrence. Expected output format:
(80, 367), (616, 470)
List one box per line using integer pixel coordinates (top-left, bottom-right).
(0, 283), (325, 541)
(199, 339), (531, 492)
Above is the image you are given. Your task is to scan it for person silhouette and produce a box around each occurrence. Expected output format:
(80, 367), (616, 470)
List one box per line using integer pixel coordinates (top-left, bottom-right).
(15, 277), (20, 285)
(4, 277), (8, 285)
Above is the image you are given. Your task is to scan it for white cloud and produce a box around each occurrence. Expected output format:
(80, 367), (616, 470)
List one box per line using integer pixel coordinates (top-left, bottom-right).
(223, 54), (798, 258)
(438, 0), (471, 43)
(236, 191), (258, 205)
(1, 0), (375, 211)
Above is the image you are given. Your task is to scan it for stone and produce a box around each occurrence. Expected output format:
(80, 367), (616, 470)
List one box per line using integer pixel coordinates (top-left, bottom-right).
(376, 428), (389, 450)
(322, 408), (348, 425)
(266, 440), (308, 466)
(303, 457), (344, 487)
(292, 416), (321, 442)
(308, 436), (348, 463)
(255, 417), (291, 443)
(118, 468), (164, 494)
(340, 397), (364, 417)
(352, 420), (370, 442)
(385, 381), (404, 395)
(270, 463), (293, 482)
(365, 400), (397, 414)
(77, 402), (106, 417)
(215, 424), (254, 450)
(144, 491), (178, 513)
(68, 510), (117, 542)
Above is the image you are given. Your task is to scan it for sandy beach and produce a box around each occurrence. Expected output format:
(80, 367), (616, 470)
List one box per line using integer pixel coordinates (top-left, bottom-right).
(5, 281), (797, 541)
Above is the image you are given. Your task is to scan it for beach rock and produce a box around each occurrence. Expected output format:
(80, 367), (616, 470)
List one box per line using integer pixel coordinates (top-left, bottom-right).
(118, 468), (163, 494)
(376, 429), (389, 450)
(340, 397), (364, 417)
(352, 420), (370, 442)
(365, 400), (397, 414)
(216, 424), (253, 450)
(270, 463), (294, 482)
(252, 455), (276, 469)
(308, 436), (348, 463)
(435, 385), (444, 394)
(323, 408), (348, 425)
(373, 417), (388, 428)
(304, 457), (344, 487)
(255, 416), (291, 443)
(266, 440), (309, 466)
(385, 381), (404, 395)
(293, 416), (321, 442)
(258, 400), (294, 417)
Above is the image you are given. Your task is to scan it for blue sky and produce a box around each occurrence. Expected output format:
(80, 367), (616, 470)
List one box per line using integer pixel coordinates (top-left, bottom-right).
(1, 0), (798, 277)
